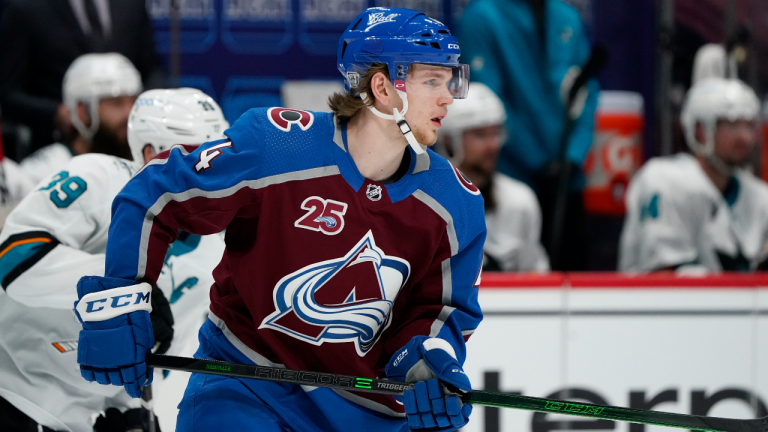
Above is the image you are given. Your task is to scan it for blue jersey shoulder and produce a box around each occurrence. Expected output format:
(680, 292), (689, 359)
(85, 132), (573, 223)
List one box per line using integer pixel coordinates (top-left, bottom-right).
(224, 107), (337, 178)
(421, 150), (486, 250)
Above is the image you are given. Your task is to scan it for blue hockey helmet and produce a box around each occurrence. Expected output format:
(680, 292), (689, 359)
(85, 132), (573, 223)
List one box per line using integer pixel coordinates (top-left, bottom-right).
(337, 7), (469, 99)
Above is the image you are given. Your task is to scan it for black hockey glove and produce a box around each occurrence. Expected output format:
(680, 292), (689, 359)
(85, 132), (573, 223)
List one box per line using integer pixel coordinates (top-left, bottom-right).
(758, 256), (768, 271)
(150, 287), (174, 355)
(93, 407), (161, 432)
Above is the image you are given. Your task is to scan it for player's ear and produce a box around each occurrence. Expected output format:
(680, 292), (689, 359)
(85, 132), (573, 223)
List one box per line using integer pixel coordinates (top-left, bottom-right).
(77, 102), (91, 127)
(370, 71), (393, 108)
(694, 122), (706, 145)
(142, 144), (157, 163)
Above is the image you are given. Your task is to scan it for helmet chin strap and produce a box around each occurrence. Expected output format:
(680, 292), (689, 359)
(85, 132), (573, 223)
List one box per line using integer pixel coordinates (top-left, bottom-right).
(70, 99), (100, 144)
(702, 129), (735, 177)
(705, 152), (735, 177)
(360, 90), (426, 155)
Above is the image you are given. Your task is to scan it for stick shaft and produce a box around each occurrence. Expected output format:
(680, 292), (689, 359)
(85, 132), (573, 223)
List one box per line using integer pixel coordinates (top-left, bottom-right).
(146, 353), (412, 396)
(146, 354), (764, 432)
(465, 392), (763, 432)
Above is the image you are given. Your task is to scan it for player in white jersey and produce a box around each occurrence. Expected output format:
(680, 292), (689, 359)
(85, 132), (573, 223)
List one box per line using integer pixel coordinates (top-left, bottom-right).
(20, 53), (141, 185)
(435, 83), (549, 272)
(0, 87), (228, 432)
(619, 78), (768, 273)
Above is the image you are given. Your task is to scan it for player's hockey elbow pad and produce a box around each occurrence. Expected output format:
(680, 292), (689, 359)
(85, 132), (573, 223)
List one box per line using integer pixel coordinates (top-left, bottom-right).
(74, 276), (155, 398)
(385, 336), (473, 430)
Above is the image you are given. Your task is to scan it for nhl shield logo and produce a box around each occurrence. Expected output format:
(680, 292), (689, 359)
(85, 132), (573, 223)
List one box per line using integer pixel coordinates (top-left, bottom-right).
(366, 184), (382, 202)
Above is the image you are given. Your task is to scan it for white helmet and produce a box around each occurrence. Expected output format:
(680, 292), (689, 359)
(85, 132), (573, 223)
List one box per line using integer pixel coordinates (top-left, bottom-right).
(128, 88), (229, 167)
(680, 77), (759, 173)
(435, 82), (506, 165)
(63, 53), (142, 142)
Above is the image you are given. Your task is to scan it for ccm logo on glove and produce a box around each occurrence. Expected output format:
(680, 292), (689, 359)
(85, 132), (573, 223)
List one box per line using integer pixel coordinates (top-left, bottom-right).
(75, 283), (153, 322)
(393, 348), (408, 367)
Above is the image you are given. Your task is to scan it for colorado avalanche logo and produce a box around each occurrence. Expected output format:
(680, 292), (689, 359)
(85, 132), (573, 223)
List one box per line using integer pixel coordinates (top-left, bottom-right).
(267, 108), (314, 132)
(366, 184), (382, 202)
(450, 164), (481, 195)
(260, 231), (410, 356)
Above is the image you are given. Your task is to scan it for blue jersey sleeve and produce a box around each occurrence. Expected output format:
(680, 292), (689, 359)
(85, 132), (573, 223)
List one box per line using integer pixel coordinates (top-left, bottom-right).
(431, 225), (485, 364)
(384, 164), (486, 365)
(105, 110), (266, 283)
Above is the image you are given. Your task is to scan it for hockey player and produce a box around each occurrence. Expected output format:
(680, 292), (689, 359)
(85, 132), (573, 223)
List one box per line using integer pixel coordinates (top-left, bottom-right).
(74, 7), (485, 432)
(0, 88), (228, 432)
(619, 78), (768, 273)
(435, 82), (549, 272)
(20, 53), (141, 185)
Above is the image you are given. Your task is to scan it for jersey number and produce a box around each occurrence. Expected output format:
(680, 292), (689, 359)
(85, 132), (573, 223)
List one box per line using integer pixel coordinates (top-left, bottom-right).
(639, 193), (660, 221)
(294, 196), (348, 235)
(195, 142), (233, 173)
(39, 171), (87, 208)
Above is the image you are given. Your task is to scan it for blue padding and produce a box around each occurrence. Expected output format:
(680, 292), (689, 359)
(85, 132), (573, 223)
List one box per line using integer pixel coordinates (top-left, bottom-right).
(77, 325), (137, 367)
(0, 241), (47, 282)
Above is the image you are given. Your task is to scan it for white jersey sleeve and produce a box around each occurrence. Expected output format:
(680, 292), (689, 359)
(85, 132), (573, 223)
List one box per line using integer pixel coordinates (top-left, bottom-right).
(619, 155), (705, 272)
(618, 153), (768, 273)
(19, 143), (74, 185)
(156, 231), (226, 358)
(153, 232), (226, 427)
(484, 172), (550, 272)
(0, 154), (138, 432)
(0, 154), (133, 308)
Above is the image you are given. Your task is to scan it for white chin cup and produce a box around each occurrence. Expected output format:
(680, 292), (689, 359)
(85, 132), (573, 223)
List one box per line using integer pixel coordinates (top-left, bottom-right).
(361, 90), (426, 155)
(70, 99), (100, 143)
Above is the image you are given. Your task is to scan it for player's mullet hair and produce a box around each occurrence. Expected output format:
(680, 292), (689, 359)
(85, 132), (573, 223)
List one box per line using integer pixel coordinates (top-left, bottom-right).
(328, 63), (390, 123)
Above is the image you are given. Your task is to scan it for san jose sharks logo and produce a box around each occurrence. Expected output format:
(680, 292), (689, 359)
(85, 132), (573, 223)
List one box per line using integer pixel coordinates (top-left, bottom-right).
(260, 231), (410, 356)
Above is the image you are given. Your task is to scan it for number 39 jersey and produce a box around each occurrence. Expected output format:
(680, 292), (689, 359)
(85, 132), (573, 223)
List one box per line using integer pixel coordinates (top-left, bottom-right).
(0, 154), (137, 431)
(0, 153), (225, 432)
(0, 154), (134, 303)
(106, 108), (487, 418)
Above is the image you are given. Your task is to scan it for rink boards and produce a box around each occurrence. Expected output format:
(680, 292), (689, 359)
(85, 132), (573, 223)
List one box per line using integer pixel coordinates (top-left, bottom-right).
(463, 273), (768, 432)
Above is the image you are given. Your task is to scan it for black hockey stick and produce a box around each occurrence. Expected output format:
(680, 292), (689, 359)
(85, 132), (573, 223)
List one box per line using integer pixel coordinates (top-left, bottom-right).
(548, 44), (608, 269)
(146, 353), (767, 432)
(140, 385), (156, 432)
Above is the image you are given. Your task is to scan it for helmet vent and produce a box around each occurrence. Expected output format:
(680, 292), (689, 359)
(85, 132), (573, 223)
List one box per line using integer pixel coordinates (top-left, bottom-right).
(438, 30), (449, 34)
(341, 41), (348, 59)
(421, 32), (431, 37)
(167, 126), (196, 136)
(430, 42), (441, 50)
(351, 18), (362, 30)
